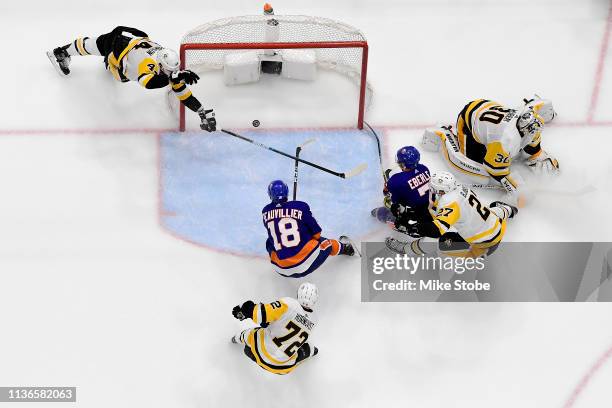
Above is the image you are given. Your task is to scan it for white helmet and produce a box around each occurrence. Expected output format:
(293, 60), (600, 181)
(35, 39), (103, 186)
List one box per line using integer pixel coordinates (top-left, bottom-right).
(517, 108), (544, 138)
(429, 171), (458, 196)
(156, 48), (180, 74)
(297, 282), (318, 309)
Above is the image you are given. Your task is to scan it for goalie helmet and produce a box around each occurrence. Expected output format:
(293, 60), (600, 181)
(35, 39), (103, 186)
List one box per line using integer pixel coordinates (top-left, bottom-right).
(516, 108), (544, 139)
(268, 180), (289, 203)
(396, 146), (420, 170)
(156, 48), (180, 74)
(429, 171), (458, 196)
(297, 282), (318, 309)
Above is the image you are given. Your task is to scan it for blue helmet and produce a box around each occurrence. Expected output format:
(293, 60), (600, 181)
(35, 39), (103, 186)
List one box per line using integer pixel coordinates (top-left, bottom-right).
(268, 180), (289, 203)
(396, 146), (420, 169)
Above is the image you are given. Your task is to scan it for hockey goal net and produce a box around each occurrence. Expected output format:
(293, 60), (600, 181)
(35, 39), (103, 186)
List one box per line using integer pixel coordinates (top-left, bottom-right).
(179, 14), (371, 130)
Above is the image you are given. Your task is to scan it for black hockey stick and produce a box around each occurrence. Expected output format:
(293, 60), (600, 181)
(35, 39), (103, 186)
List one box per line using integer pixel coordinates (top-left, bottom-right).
(221, 129), (367, 179)
(293, 138), (316, 200)
(363, 121), (390, 182)
(468, 183), (596, 196)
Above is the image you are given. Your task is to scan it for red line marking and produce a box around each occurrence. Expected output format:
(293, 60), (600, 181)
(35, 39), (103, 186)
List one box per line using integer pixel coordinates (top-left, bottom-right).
(562, 343), (612, 408)
(1, 120), (612, 137)
(0, 128), (173, 136)
(587, 0), (612, 123)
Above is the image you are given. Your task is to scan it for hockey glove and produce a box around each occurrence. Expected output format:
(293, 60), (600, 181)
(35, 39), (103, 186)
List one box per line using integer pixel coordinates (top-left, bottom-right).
(232, 305), (246, 321)
(526, 150), (559, 173)
(198, 108), (217, 132)
(394, 220), (422, 238)
(490, 201), (519, 219)
(170, 70), (200, 85)
(523, 96), (556, 124)
(390, 202), (407, 217)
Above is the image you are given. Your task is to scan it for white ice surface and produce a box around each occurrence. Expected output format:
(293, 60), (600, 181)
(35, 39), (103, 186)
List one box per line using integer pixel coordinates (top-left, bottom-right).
(1, 0), (612, 407)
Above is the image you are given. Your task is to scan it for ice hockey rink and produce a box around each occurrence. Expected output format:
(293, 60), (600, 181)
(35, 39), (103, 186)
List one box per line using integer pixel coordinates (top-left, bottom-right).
(1, 0), (612, 407)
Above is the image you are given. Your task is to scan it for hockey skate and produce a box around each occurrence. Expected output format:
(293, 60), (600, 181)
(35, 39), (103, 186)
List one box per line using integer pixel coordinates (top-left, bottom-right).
(47, 47), (71, 76)
(198, 109), (217, 132)
(339, 236), (361, 257)
(385, 237), (408, 255)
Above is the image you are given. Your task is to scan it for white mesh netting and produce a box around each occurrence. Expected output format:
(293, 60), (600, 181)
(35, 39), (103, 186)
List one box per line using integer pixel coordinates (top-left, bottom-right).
(180, 15), (373, 109)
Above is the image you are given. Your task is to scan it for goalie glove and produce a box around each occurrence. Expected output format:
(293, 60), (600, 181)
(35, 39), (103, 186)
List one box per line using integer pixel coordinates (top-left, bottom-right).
(526, 150), (559, 173)
(198, 108), (217, 132)
(170, 70), (200, 85)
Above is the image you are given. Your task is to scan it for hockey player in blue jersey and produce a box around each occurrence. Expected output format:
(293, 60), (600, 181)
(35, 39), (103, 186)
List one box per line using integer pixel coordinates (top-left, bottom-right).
(262, 180), (358, 277)
(371, 146), (435, 237)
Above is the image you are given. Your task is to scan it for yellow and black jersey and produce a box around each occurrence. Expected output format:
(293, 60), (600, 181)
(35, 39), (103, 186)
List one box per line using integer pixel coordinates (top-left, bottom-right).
(106, 37), (169, 89)
(432, 186), (506, 248)
(104, 33), (200, 111)
(455, 99), (542, 181)
(242, 297), (317, 375)
(67, 27), (203, 113)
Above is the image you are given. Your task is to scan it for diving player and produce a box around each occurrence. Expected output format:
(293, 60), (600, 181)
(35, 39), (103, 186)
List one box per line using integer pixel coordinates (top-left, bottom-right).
(421, 96), (558, 203)
(386, 171), (518, 258)
(231, 282), (319, 375)
(47, 26), (216, 131)
(262, 180), (358, 278)
(371, 146), (432, 236)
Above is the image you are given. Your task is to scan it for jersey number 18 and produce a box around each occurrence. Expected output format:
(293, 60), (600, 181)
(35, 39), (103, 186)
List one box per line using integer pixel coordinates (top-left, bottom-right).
(267, 218), (301, 251)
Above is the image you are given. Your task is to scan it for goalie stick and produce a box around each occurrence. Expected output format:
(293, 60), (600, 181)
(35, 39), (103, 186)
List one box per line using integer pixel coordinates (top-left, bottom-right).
(293, 138), (317, 200)
(468, 183), (596, 197)
(221, 129), (367, 179)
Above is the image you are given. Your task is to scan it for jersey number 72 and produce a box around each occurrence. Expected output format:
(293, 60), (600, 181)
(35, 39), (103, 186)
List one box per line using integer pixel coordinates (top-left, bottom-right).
(272, 321), (309, 358)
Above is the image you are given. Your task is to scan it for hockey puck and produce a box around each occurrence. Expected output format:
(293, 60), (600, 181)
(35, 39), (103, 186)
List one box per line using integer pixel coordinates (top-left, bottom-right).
(252, 120), (260, 128)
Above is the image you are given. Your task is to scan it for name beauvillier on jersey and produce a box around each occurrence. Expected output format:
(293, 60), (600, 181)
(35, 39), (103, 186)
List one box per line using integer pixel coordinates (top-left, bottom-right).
(263, 208), (305, 222)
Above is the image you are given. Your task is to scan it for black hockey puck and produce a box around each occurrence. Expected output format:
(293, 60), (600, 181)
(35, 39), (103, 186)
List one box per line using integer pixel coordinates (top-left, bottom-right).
(252, 120), (260, 128)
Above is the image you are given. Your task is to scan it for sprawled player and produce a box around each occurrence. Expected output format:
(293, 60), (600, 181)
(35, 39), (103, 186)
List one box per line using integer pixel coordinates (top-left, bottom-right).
(421, 96), (558, 203)
(263, 180), (358, 278)
(47, 26), (216, 131)
(231, 282), (319, 375)
(386, 171), (518, 258)
(371, 146), (432, 235)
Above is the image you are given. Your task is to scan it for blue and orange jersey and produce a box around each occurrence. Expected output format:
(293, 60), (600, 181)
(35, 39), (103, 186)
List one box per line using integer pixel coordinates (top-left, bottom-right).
(262, 200), (322, 269)
(385, 163), (431, 209)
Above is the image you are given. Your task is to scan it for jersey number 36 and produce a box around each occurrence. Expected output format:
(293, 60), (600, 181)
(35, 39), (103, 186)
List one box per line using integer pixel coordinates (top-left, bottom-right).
(267, 218), (301, 251)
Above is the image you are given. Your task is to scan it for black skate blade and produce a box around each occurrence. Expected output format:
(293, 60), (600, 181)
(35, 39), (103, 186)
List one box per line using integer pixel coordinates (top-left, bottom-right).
(343, 236), (362, 258)
(46, 51), (69, 76)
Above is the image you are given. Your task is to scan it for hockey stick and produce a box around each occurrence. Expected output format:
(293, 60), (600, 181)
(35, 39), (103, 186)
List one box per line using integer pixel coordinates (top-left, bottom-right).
(363, 121), (390, 183)
(221, 129), (367, 179)
(293, 138), (317, 200)
(468, 183), (597, 196)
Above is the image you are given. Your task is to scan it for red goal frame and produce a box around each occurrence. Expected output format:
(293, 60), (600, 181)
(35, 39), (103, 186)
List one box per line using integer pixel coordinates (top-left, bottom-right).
(179, 41), (369, 131)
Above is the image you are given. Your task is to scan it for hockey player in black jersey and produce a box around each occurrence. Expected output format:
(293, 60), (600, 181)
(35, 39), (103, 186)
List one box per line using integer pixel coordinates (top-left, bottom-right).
(47, 26), (216, 131)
